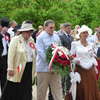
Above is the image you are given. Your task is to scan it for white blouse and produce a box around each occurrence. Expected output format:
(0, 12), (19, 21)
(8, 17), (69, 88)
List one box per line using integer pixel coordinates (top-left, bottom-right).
(24, 41), (33, 62)
(70, 41), (98, 69)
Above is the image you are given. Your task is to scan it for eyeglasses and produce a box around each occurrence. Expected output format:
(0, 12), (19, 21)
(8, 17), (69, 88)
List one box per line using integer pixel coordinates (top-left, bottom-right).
(49, 27), (55, 29)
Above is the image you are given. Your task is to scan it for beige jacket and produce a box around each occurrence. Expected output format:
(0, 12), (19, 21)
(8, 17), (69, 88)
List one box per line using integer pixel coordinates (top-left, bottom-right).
(7, 34), (36, 82)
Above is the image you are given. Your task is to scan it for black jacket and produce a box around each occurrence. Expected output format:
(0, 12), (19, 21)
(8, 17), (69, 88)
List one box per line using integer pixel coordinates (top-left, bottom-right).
(0, 33), (3, 56)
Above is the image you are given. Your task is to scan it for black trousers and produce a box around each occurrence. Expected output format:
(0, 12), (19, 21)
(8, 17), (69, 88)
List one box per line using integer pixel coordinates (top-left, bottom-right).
(0, 62), (32, 100)
(0, 55), (7, 93)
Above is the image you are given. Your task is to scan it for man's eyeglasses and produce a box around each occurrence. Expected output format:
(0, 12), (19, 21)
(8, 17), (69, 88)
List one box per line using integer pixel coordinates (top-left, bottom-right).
(49, 27), (55, 29)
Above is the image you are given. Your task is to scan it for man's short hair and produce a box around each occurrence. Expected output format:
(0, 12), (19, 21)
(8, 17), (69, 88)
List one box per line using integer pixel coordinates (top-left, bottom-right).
(44, 19), (55, 27)
(63, 23), (71, 27)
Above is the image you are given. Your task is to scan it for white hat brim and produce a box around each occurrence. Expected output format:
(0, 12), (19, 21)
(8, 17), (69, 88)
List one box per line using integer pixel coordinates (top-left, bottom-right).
(78, 26), (92, 36)
(18, 28), (34, 32)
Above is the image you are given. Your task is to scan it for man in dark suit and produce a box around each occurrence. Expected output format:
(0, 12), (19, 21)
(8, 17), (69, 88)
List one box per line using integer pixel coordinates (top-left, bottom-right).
(0, 17), (10, 93)
(58, 23), (74, 98)
(59, 23), (73, 50)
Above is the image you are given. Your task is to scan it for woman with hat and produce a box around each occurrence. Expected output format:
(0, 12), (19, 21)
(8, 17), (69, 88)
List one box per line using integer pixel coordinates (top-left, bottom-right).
(1, 21), (36, 100)
(66, 25), (100, 100)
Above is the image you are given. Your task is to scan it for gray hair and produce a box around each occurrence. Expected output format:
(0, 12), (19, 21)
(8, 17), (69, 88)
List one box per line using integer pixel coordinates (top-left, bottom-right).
(44, 19), (55, 27)
(10, 20), (17, 26)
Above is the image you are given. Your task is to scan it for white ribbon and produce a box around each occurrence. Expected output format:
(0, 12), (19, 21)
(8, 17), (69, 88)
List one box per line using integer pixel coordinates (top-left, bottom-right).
(17, 64), (24, 73)
(48, 45), (69, 70)
(69, 63), (81, 100)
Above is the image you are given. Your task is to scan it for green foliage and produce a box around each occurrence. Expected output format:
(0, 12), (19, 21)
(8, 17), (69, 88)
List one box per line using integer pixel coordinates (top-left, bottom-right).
(0, 0), (100, 29)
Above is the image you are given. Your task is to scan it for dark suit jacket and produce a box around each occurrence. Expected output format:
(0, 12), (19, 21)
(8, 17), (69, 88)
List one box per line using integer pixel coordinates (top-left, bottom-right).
(97, 47), (100, 58)
(59, 32), (73, 93)
(0, 33), (3, 56)
(59, 33), (73, 50)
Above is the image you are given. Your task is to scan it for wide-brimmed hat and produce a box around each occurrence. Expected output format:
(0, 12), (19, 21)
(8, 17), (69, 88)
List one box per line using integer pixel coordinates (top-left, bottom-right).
(18, 21), (35, 32)
(78, 25), (92, 36)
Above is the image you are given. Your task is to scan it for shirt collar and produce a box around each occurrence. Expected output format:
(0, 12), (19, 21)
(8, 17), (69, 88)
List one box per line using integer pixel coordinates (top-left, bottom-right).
(63, 31), (70, 36)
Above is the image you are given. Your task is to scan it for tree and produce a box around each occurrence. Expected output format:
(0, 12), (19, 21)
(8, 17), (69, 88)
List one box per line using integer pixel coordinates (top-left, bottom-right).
(0, 0), (100, 29)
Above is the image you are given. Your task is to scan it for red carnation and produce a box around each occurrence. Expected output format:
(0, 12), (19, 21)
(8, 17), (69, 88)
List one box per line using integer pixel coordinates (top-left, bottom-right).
(29, 42), (35, 49)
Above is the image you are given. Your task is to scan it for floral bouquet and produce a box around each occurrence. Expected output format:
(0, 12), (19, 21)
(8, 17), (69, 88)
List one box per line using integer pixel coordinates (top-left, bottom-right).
(46, 44), (71, 76)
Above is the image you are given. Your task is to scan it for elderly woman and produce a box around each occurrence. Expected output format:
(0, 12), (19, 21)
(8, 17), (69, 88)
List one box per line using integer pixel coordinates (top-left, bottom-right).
(65, 25), (100, 100)
(1, 21), (36, 100)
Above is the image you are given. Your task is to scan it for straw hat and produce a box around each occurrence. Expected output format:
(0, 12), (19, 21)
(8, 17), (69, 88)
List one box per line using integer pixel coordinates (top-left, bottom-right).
(18, 21), (35, 32)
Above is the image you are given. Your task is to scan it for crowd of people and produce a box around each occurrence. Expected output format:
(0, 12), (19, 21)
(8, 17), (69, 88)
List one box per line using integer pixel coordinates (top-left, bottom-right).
(0, 17), (100, 100)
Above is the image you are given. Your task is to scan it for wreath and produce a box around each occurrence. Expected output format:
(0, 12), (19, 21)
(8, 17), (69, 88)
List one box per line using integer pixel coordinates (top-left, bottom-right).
(46, 44), (71, 77)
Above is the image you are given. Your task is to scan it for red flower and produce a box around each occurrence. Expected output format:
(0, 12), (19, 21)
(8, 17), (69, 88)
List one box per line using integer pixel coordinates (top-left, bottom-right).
(5, 35), (10, 41)
(72, 54), (76, 58)
(54, 50), (70, 66)
(47, 45), (70, 76)
(29, 42), (35, 49)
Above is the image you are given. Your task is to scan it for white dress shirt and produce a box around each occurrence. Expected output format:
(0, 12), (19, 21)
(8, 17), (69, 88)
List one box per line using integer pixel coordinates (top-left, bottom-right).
(2, 37), (8, 56)
(7, 27), (15, 38)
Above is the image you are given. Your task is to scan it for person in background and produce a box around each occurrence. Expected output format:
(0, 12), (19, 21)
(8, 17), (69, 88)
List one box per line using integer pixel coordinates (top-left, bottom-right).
(58, 23), (73, 98)
(32, 30), (38, 43)
(88, 27), (100, 43)
(13, 25), (21, 36)
(71, 25), (80, 40)
(0, 17), (10, 93)
(1, 21), (36, 100)
(59, 23), (73, 50)
(87, 28), (99, 43)
(87, 27), (100, 80)
(93, 29), (100, 80)
(7, 20), (17, 39)
(36, 25), (44, 37)
(57, 23), (65, 36)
